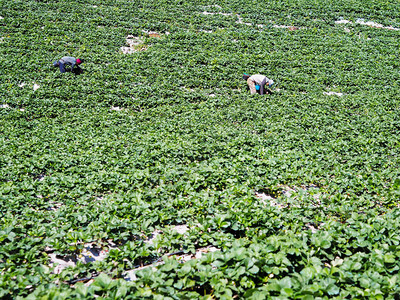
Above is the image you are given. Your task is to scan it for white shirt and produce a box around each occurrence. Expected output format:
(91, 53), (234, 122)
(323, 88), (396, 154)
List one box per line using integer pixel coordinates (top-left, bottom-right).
(249, 74), (271, 94)
(249, 74), (270, 86)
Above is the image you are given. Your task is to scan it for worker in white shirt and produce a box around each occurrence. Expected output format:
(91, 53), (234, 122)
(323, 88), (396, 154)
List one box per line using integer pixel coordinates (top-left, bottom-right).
(243, 73), (274, 95)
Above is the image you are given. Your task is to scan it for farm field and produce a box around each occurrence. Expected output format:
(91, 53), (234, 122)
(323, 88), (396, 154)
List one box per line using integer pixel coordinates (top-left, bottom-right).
(1, 0), (400, 298)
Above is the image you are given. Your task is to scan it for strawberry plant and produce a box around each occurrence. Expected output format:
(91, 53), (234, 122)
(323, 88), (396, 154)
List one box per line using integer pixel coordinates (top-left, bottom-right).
(1, 0), (400, 298)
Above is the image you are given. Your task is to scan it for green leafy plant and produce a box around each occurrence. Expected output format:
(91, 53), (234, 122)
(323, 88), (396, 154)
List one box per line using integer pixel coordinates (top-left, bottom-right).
(1, 0), (400, 298)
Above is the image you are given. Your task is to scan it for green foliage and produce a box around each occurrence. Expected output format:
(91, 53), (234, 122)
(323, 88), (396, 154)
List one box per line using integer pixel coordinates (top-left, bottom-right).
(1, 0), (400, 298)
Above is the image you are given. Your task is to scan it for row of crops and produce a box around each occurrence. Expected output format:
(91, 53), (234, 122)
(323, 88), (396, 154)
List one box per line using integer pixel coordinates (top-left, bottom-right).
(1, 0), (400, 298)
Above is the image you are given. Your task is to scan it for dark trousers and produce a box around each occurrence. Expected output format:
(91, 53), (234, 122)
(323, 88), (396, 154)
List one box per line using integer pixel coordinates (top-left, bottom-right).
(53, 61), (82, 74)
(59, 62), (66, 73)
(53, 61), (66, 73)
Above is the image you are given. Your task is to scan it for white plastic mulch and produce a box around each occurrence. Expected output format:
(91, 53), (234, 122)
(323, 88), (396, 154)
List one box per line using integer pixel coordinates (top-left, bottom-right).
(48, 252), (77, 274)
(48, 243), (115, 274)
(124, 246), (220, 281)
(255, 185), (324, 234)
(47, 224), (220, 281)
(201, 11), (301, 30)
(120, 31), (164, 54)
(324, 91), (343, 96)
(255, 192), (286, 209)
(335, 18), (400, 31)
(110, 106), (125, 111)
(200, 9), (400, 32)
(120, 36), (145, 54)
(15, 82), (39, 90)
(255, 184), (322, 210)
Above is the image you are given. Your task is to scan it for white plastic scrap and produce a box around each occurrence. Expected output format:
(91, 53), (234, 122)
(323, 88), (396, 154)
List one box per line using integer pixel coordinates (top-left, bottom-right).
(202, 11), (299, 30)
(48, 253), (76, 274)
(1, 104), (10, 109)
(145, 230), (162, 245)
(324, 91), (343, 96)
(255, 192), (285, 209)
(33, 83), (40, 91)
(110, 106), (124, 111)
(272, 24), (292, 28)
(124, 246), (220, 281)
(173, 224), (189, 234)
(202, 11), (233, 17)
(335, 19), (351, 24)
(335, 18), (400, 30)
(79, 245), (109, 264)
(121, 36), (144, 54)
(203, 5), (222, 9)
(357, 19), (399, 30)
(48, 243), (116, 274)
(235, 14), (252, 26)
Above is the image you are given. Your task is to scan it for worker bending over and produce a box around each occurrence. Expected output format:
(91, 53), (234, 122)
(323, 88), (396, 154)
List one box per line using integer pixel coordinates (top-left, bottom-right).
(243, 73), (274, 95)
(53, 56), (84, 74)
